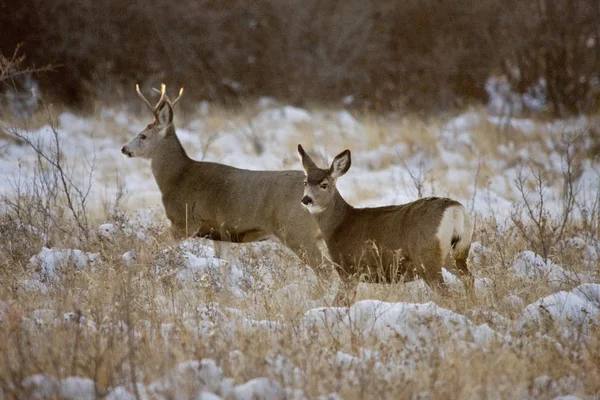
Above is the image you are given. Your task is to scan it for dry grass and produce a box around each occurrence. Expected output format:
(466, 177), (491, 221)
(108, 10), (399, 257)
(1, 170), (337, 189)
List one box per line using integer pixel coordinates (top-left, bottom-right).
(1, 209), (598, 399)
(0, 105), (599, 399)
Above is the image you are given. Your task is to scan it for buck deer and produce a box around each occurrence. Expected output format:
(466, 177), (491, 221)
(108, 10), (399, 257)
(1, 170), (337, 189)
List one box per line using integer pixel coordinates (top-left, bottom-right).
(121, 84), (324, 272)
(297, 144), (473, 304)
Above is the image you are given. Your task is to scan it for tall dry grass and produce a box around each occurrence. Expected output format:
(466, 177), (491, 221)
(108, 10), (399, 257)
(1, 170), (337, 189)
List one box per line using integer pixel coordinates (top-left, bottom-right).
(0, 104), (599, 399)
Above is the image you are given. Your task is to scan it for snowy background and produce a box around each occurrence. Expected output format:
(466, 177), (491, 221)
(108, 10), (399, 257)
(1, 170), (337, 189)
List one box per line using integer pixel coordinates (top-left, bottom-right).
(1, 90), (600, 399)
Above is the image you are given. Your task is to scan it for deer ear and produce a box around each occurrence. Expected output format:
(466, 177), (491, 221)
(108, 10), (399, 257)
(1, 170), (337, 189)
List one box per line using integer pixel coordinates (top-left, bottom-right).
(156, 100), (173, 127)
(330, 149), (351, 179)
(297, 144), (318, 174)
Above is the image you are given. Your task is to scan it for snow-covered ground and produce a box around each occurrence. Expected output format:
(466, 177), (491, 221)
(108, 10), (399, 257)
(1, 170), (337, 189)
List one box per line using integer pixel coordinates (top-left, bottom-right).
(1, 101), (598, 220)
(1, 101), (599, 399)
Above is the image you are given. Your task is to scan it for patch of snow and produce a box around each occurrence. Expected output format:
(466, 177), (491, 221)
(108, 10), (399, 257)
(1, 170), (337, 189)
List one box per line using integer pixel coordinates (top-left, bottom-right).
(517, 285), (600, 341)
(231, 377), (285, 400)
(485, 76), (523, 116)
(30, 309), (57, 324)
(28, 247), (100, 281)
(531, 375), (584, 399)
(257, 106), (311, 124)
(257, 97), (278, 109)
(196, 392), (223, 400)
(347, 300), (498, 348)
(469, 242), (493, 267)
(266, 354), (303, 387)
(59, 377), (95, 400)
(98, 223), (118, 238)
(302, 306), (349, 341)
(314, 394), (342, 400)
(218, 378), (235, 398)
(343, 95), (354, 105)
(444, 111), (481, 134)
(512, 251), (590, 288)
(500, 294), (525, 313)
(18, 278), (49, 294)
(337, 110), (360, 130)
(22, 374), (59, 399)
(105, 386), (136, 400)
(304, 300), (498, 349)
(147, 359), (223, 400)
(122, 250), (136, 265)
(284, 388), (306, 400)
(437, 144), (467, 168)
(572, 283), (600, 308)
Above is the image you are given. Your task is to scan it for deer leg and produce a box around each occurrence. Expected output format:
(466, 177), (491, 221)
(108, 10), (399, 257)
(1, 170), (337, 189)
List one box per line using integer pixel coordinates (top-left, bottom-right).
(416, 248), (446, 293)
(195, 226), (222, 240)
(452, 246), (475, 298)
(170, 224), (187, 239)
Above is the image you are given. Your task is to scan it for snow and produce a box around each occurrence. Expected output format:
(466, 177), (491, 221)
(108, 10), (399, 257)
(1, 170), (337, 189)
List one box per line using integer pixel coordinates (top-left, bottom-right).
(98, 222), (118, 237)
(59, 377), (95, 400)
(517, 284), (600, 341)
(500, 294), (525, 313)
(28, 247), (100, 281)
(22, 375), (59, 400)
(303, 300), (498, 349)
(105, 386), (137, 400)
(196, 392), (223, 400)
(512, 251), (591, 288)
(231, 377), (285, 400)
(469, 242), (493, 266)
(147, 359), (223, 400)
(18, 278), (49, 294)
(122, 250), (136, 265)
(256, 106), (311, 124)
(3, 103), (600, 399)
(1, 101), (596, 224)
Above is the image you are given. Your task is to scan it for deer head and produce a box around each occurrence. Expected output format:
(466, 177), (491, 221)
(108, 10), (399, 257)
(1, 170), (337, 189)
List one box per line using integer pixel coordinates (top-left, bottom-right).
(297, 144), (351, 214)
(121, 83), (183, 158)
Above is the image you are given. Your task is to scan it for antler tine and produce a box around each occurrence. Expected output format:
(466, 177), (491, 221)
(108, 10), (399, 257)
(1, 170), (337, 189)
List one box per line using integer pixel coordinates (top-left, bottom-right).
(151, 86), (184, 107)
(171, 87), (184, 107)
(154, 83), (167, 111)
(136, 84), (154, 112)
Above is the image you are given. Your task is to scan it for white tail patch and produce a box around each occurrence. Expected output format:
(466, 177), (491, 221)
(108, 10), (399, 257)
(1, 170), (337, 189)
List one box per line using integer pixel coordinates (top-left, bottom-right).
(436, 205), (472, 259)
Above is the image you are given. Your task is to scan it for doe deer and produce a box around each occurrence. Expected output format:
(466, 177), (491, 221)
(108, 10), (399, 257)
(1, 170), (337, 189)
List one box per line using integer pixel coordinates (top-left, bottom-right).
(121, 84), (324, 272)
(297, 144), (473, 304)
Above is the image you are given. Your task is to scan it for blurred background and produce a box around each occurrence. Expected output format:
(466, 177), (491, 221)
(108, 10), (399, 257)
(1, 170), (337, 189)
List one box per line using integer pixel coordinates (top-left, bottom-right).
(1, 0), (599, 116)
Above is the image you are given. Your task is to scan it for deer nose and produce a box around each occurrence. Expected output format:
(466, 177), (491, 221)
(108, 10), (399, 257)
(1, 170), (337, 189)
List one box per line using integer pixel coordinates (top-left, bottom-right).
(121, 146), (132, 157)
(301, 196), (313, 206)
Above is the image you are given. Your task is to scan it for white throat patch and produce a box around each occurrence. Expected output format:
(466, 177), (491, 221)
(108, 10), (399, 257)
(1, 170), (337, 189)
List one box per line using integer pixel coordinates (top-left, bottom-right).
(303, 204), (325, 214)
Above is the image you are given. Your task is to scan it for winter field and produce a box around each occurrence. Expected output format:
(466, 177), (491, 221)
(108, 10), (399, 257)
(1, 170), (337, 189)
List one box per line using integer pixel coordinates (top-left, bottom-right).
(0, 94), (599, 399)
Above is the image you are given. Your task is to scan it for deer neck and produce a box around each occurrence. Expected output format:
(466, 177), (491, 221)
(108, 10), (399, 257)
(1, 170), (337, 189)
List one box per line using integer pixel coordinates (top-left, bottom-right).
(314, 190), (352, 241)
(150, 128), (192, 194)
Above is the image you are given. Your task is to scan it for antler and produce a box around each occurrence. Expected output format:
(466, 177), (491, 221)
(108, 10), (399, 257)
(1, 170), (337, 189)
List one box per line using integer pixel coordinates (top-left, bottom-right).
(136, 84), (154, 112)
(151, 86), (184, 107)
(136, 83), (167, 112)
(155, 83), (166, 110)
(171, 87), (184, 106)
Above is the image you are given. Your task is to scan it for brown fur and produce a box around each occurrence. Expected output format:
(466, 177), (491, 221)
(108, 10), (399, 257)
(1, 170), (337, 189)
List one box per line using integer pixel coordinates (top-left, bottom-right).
(122, 86), (324, 271)
(298, 145), (473, 303)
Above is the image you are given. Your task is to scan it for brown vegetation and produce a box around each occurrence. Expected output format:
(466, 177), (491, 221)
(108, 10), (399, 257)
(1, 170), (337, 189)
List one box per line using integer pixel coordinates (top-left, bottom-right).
(2, 0), (599, 114)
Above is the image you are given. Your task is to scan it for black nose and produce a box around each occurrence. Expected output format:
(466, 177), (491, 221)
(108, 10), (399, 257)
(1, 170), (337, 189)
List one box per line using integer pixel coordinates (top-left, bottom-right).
(121, 147), (131, 157)
(301, 196), (313, 205)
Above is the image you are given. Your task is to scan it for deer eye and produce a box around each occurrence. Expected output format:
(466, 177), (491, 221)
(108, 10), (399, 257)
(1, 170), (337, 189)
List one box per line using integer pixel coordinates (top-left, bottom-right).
(320, 183), (328, 189)
(140, 134), (147, 140)
(303, 181), (307, 187)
